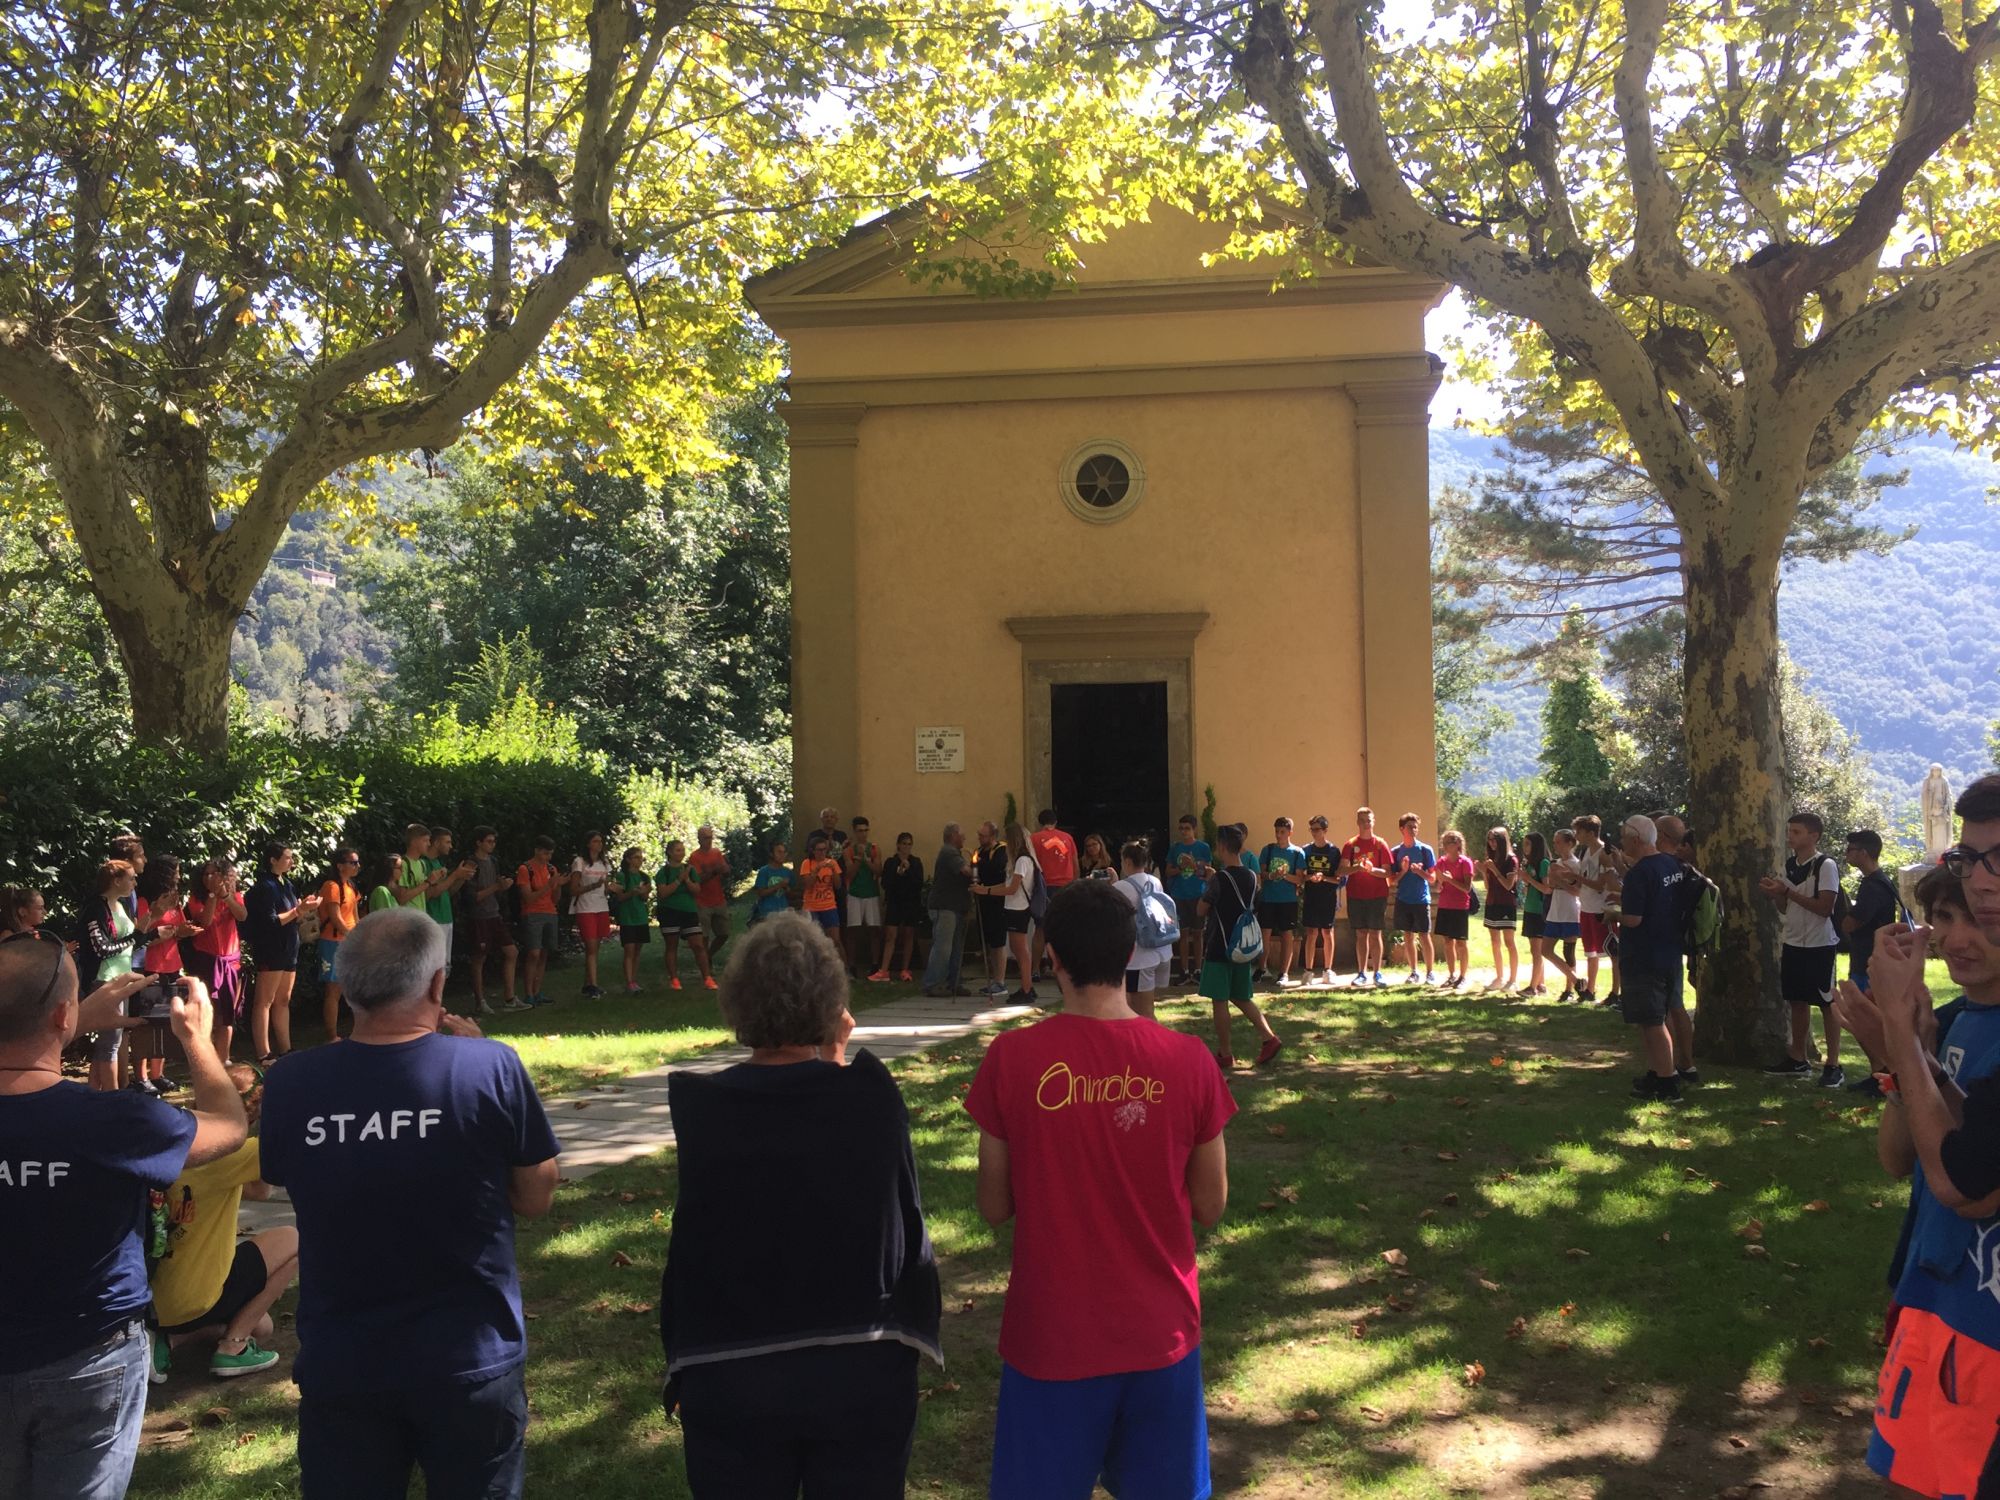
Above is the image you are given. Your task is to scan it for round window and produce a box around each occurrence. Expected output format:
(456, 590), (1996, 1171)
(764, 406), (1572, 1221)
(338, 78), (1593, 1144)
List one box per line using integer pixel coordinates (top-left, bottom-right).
(1059, 439), (1146, 524)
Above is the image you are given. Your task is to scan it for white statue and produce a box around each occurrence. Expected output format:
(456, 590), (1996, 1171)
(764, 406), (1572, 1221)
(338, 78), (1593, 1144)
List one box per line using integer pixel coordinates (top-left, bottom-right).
(1922, 763), (1955, 861)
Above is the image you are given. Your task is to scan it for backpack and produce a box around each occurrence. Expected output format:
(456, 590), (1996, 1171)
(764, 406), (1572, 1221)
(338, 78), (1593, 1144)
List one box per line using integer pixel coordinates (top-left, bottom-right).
(1222, 866), (1264, 964)
(1465, 863), (1482, 918)
(1025, 856), (1049, 924)
(1124, 874), (1181, 950)
(1682, 874), (1722, 956)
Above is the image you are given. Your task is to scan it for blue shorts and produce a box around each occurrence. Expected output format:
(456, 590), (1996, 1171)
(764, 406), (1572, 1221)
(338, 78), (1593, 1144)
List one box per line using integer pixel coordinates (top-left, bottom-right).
(990, 1346), (1210, 1500)
(317, 938), (341, 972)
(1542, 920), (1581, 940)
(808, 907), (840, 931)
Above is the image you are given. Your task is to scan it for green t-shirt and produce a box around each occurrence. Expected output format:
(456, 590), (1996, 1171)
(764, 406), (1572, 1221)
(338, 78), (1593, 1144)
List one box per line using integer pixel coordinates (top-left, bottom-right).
(398, 854), (433, 913)
(368, 885), (396, 913)
(613, 869), (652, 926)
(847, 843), (881, 899)
(426, 856), (457, 925)
(1522, 858), (1550, 916)
(653, 864), (699, 915)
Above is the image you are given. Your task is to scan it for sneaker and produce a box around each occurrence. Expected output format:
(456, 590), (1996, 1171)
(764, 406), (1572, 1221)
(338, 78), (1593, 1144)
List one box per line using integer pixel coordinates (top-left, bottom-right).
(1277, 976), (1303, 990)
(898, 971), (914, 982)
(1406, 971), (1421, 986)
(1847, 1073), (1884, 1098)
(867, 970), (892, 983)
(528, 993), (556, 1007)
(150, 1330), (171, 1385)
(150, 1075), (180, 1094)
(1630, 1073), (1662, 1099)
(670, 978), (683, 991)
(1556, 987), (1576, 1003)
(1256, 1035), (1284, 1066)
(1600, 991), (1622, 1008)
(1677, 1067), (1702, 1087)
(210, 1339), (280, 1378)
(502, 997), (533, 1013)
(1372, 971), (1387, 988)
(703, 977), (718, 991)
(1763, 1056), (1811, 1076)
(1820, 1064), (1847, 1089)
(983, 982), (1008, 997)
(1253, 968), (1271, 983)
(1577, 987), (1595, 1005)
(476, 997), (495, 1016)
(1013, 989), (1038, 1004)
(1423, 971), (1438, 986)
(625, 982), (642, 995)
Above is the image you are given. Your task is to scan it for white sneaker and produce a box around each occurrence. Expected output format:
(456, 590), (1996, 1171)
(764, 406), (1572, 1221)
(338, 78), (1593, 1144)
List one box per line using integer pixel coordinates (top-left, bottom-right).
(476, 998), (495, 1017)
(1277, 976), (1302, 989)
(502, 997), (533, 1013)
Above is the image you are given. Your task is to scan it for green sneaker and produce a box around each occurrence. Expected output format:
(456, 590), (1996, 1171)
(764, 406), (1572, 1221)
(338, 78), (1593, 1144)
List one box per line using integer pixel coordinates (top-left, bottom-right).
(150, 1331), (171, 1386)
(209, 1338), (280, 1378)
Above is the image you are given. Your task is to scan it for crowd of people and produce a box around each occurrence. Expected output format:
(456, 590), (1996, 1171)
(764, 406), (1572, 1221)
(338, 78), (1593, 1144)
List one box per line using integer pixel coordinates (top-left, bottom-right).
(3, 772), (1999, 1500)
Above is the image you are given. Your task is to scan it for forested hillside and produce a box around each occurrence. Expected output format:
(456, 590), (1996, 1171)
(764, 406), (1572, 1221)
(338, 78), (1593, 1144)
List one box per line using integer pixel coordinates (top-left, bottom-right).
(1443, 429), (2000, 801)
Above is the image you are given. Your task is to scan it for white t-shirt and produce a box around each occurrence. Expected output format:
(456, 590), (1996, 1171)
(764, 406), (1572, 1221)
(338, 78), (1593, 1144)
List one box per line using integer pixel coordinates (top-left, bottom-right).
(1003, 854), (1036, 913)
(1783, 854), (1841, 949)
(1577, 844), (1610, 915)
(1548, 855), (1583, 925)
(571, 857), (612, 915)
(1118, 872), (1175, 972)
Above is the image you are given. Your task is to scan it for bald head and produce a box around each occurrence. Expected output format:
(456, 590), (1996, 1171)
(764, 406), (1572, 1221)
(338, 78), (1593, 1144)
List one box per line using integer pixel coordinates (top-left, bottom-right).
(1654, 814), (1686, 848)
(0, 937), (77, 1045)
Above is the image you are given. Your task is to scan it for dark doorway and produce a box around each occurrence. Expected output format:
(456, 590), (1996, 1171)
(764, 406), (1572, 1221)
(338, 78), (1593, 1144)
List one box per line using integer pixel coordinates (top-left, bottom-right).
(1050, 681), (1170, 865)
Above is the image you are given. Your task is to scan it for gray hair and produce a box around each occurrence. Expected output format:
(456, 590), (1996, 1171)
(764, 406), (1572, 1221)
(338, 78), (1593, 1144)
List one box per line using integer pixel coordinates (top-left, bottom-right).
(942, 822), (962, 843)
(336, 907), (448, 1011)
(718, 912), (849, 1049)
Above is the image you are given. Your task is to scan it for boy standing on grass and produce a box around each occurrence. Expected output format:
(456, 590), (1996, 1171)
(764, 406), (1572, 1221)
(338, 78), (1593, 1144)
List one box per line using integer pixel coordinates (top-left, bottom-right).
(1257, 818), (1306, 987)
(1760, 810), (1845, 1087)
(1300, 816), (1341, 986)
(1841, 829), (1901, 992)
(514, 838), (560, 1008)
(1572, 815), (1618, 1006)
(1198, 824), (1284, 1070)
(1391, 813), (1437, 986)
(749, 842), (795, 925)
(844, 817), (885, 980)
(1166, 815), (1211, 987)
(1341, 807), (1393, 989)
(966, 880), (1235, 1500)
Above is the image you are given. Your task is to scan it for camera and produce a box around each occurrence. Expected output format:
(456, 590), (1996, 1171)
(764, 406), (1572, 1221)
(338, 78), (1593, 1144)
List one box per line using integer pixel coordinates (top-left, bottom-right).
(131, 976), (185, 1025)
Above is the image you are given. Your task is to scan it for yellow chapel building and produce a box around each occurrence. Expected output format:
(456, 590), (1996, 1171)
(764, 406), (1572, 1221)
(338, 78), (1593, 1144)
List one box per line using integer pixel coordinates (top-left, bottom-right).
(747, 207), (1445, 858)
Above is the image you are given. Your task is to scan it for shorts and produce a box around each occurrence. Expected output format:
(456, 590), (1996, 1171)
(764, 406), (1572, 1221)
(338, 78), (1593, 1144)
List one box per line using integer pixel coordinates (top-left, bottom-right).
(1434, 908), (1470, 942)
(519, 912), (558, 952)
(1869, 1304), (2000, 1497)
(1348, 896), (1386, 931)
(574, 911), (612, 944)
(317, 937), (342, 971)
(1580, 911), (1610, 956)
(698, 907), (729, 948)
(1484, 902), (1518, 930)
(84, 982), (125, 1062)
(1125, 959), (1170, 994)
(1782, 943), (1839, 1007)
(807, 907), (840, 931)
(1301, 888), (1338, 930)
(1394, 900), (1432, 935)
(1521, 911), (1547, 939)
(157, 1239), (270, 1336)
(1199, 959), (1254, 1005)
(846, 895), (882, 927)
(1543, 919), (1581, 941)
(620, 924), (653, 947)
(977, 897), (1007, 943)
(657, 910), (701, 940)
(249, 943), (298, 974)
(1256, 900), (1298, 933)
(1003, 907), (1031, 935)
(474, 917), (515, 952)
(1620, 967), (1683, 1026)
(991, 1346), (1210, 1500)
(1175, 898), (1203, 933)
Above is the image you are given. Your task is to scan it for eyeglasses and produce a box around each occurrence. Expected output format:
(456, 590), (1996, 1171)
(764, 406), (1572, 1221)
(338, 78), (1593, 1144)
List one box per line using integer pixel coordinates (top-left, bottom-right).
(1944, 843), (2000, 880)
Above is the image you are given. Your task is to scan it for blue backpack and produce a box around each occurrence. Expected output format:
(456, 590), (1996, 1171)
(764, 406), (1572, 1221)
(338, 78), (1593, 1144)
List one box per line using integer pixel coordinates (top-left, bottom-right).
(1124, 875), (1181, 950)
(1221, 866), (1264, 964)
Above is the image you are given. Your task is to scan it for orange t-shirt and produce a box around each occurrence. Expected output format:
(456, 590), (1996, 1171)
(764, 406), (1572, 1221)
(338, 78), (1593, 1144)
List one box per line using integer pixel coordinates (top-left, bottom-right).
(688, 848), (729, 909)
(516, 861), (559, 915)
(316, 880), (361, 942)
(1031, 828), (1079, 887)
(799, 857), (840, 913)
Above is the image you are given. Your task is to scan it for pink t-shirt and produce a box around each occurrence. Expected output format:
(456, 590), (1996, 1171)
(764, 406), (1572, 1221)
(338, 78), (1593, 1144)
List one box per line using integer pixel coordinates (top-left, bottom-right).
(1436, 854), (1476, 911)
(963, 1013), (1237, 1381)
(139, 898), (187, 974)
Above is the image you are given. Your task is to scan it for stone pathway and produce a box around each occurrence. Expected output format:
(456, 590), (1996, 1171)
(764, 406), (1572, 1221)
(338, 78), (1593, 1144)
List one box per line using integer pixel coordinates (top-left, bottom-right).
(238, 993), (1035, 1233)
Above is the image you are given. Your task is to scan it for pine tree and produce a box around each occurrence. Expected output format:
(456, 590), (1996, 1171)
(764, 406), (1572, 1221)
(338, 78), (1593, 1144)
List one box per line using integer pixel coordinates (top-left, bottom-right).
(1538, 614), (1621, 790)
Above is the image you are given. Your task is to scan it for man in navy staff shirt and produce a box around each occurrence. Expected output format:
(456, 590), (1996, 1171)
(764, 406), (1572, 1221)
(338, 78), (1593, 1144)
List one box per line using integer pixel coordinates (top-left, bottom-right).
(1613, 815), (1688, 1104)
(262, 904), (560, 1500)
(0, 943), (247, 1499)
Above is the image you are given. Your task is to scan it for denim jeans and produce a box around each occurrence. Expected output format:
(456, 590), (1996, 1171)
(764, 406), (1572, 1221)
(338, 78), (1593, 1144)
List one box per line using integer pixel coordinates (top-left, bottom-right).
(297, 1364), (528, 1500)
(0, 1320), (150, 1500)
(921, 908), (965, 993)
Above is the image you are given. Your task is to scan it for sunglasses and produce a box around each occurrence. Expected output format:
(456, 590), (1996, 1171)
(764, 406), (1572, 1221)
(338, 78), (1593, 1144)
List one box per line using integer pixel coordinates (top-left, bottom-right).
(2, 928), (68, 1014)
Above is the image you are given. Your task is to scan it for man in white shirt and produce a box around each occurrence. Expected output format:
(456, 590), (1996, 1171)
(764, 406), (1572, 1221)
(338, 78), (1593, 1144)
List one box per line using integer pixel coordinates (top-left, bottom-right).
(1758, 810), (1844, 1086)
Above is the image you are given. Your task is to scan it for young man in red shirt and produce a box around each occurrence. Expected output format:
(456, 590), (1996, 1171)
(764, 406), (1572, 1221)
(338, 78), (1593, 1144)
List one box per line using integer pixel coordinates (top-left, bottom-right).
(966, 879), (1235, 1500)
(1029, 808), (1080, 979)
(1340, 806), (1394, 988)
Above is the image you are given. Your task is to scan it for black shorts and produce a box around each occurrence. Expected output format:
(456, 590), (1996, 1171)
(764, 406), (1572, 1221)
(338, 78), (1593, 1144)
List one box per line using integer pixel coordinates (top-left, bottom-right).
(1434, 908), (1470, 942)
(884, 898), (924, 928)
(1175, 898), (1202, 933)
(1394, 900), (1431, 934)
(1003, 907), (1031, 935)
(1257, 900), (1298, 933)
(158, 1239), (269, 1335)
(620, 924), (653, 947)
(1521, 910), (1547, 939)
(1781, 944), (1839, 1007)
(1483, 901), (1518, 929)
(249, 944), (298, 974)
(1301, 887), (1338, 929)
(977, 897), (1007, 942)
(1620, 967), (1683, 1027)
(1348, 896), (1387, 931)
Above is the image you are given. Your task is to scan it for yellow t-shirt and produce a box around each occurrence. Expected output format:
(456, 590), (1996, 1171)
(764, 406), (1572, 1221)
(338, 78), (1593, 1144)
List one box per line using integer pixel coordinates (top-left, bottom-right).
(148, 1138), (263, 1328)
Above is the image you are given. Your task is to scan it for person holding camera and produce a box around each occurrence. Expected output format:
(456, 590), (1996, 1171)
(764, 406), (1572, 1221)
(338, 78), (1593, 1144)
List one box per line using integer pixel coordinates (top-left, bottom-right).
(0, 949), (247, 1499)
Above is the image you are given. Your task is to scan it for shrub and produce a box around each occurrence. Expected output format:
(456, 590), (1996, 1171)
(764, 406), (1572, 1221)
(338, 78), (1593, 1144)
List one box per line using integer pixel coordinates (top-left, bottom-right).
(613, 770), (754, 868)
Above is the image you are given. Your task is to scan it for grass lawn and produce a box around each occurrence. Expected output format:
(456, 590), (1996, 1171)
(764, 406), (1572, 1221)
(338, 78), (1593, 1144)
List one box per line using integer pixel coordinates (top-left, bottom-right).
(133, 957), (1959, 1498)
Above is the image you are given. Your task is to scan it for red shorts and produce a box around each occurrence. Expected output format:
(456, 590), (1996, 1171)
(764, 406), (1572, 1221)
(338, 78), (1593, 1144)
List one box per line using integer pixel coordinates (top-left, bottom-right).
(1869, 1304), (2000, 1497)
(1579, 911), (1611, 956)
(574, 911), (612, 943)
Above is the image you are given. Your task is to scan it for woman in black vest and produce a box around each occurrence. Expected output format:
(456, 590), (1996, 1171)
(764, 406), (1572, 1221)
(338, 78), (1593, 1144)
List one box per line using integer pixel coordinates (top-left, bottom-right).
(661, 912), (942, 1497)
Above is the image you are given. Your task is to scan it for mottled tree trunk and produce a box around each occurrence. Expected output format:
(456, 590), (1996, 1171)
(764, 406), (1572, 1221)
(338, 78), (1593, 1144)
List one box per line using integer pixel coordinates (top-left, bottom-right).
(97, 580), (239, 752)
(1684, 512), (1791, 1065)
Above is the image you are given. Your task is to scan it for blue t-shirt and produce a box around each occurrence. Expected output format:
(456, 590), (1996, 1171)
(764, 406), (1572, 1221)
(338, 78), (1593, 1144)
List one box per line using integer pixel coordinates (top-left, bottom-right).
(261, 1033), (560, 1393)
(1616, 852), (1686, 976)
(1167, 841), (1211, 904)
(0, 1081), (197, 1374)
(1893, 999), (2000, 1347)
(1258, 843), (1305, 902)
(753, 863), (795, 915)
(1392, 842), (1436, 905)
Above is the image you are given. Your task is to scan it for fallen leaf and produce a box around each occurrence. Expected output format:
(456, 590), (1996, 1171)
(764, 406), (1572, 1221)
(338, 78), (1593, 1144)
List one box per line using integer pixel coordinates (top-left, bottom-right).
(1257, 1200), (1278, 1212)
(1276, 1184), (1300, 1203)
(1682, 1166), (1705, 1181)
(1291, 1407), (1322, 1424)
(1382, 1248), (1409, 1267)
(609, 1250), (634, 1268)
(1354, 1201), (1372, 1213)
(619, 1192), (637, 1204)
(198, 1407), (231, 1428)
(1559, 1302), (1577, 1317)
(1489, 1055), (1507, 1067)
(958, 1298), (977, 1313)
(1462, 1360), (1486, 1386)
(1871, 1198), (1885, 1209)
(1441, 1191), (1460, 1207)
(1807, 1336), (1830, 1351)
(1727, 1434), (1750, 1450)
(1359, 1403), (1388, 1422)
(1477, 1278), (1502, 1292)
(618, 1301), (654, 1315)
(1349, 1320), (1369, 1340)
(1505, 1316), (1526, 1340)
(1266, 1123), (1289, 1138)
(1744, 1244), (1770, 1259)
(1418, 1208), (1438, 1221)
(1803, 1199), (1831, 1213)
(1565, 1247), (1591, 1258)
(1548, 1337), (1573, 1352)
(1736, 1218), (1765, 1241)
(1472, 1209), (1490, 1219)
(572, 1101), (591, 1110)
(1451, 1096), (1471, 1108)
(235, 1432), (258, 1446)
(1437, 1150), (1460, 1161)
